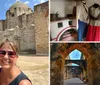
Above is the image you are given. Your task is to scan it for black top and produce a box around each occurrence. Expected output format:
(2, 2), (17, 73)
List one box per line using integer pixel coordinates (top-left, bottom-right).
(0, 68), (31, 85)
(9, 72), (31, 85)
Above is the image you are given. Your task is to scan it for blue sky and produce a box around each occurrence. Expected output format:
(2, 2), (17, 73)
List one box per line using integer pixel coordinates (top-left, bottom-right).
(67, 63), (79, 66)
(0, 0), (48, 20)
(69, 49), (82, 60)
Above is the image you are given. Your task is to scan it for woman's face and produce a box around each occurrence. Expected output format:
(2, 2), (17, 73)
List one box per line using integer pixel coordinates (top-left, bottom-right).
(0, 42), (18, 69)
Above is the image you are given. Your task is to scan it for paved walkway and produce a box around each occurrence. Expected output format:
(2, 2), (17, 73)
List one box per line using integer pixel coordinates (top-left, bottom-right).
(64, 78), (87, 85)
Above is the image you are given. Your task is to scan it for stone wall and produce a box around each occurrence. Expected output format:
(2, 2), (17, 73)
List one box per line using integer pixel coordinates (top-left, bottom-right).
(6, 13), (35, 52)
(0, 13), (35, 52)
(34, 1), (49, 55)
(0, 20), (7, 31)
(0, 1), (49, 55)
(0, 20), (3, 31)
(19, 13), (35, 51)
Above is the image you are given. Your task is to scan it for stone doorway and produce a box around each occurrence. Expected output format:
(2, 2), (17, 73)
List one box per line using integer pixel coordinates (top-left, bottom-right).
(50, 43), (100, 85)
(64, 49), (88, 85)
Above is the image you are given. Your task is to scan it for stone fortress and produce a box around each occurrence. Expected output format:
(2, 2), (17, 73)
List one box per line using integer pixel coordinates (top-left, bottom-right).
(0, 1), (49, 55)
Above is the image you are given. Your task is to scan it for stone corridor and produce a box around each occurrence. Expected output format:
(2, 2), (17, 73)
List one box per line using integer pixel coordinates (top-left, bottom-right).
(50, 43), (100, 85)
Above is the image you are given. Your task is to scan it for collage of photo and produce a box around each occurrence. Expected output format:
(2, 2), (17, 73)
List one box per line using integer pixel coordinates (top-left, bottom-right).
(50, 0), (100, 85)
(0, 0), (100, 85)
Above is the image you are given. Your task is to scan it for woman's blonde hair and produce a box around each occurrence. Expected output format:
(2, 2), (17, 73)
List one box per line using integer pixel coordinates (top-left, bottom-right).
(0, 39), (18, 55)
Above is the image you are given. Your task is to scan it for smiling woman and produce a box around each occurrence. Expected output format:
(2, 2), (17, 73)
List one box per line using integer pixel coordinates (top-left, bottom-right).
(0, 39), (32, 85)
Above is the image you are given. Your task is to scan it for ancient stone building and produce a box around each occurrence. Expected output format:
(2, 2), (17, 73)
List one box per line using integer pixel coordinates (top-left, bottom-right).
(0, 1), (49, 55)
(51, 43), (100, 85)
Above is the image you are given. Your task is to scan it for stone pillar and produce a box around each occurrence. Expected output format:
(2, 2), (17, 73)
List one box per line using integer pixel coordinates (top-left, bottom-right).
(51, 53), (64, 85)
(87, 57), (93, 85)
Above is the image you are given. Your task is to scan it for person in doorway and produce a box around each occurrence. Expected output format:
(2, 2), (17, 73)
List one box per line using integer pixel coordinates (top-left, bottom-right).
(0, 39), (32, 85)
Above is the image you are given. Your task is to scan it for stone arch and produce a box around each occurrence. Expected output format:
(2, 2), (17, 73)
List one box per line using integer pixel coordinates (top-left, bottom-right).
(64, 62), (84, 79)
(56, 44), (91, 69)
(53, 43), (93, 85)
(63, 44), (89, 81)
(51, 43), (100, 85)
(65, 62), (84, 71)
(64, 44), (91, 59)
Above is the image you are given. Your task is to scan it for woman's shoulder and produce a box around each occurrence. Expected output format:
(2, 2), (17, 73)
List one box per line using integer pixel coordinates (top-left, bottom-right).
(18, 72), (32, 85)
(9, 72), (32, 85)
(18, 79), (32, 85)
(19, 72), (31, 81)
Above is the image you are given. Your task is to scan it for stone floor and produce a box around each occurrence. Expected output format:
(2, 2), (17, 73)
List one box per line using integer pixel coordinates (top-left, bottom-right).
(16, 54), (49, 85)
(64, 78), (87, 85)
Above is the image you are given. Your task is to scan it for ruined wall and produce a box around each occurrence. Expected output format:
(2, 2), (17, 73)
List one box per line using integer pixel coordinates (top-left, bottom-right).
(0, 1), (48, 55)
(7, 16), (19, 29)
(0, 20), (7, 31)
(18, 13), (35, 51)
(0, 20), (3, 31)
(0, 12), (35, 52)
(34, 1), (49, 55)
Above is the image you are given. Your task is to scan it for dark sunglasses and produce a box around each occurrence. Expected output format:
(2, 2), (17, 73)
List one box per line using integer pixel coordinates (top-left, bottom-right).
(0, 50), (16, 58)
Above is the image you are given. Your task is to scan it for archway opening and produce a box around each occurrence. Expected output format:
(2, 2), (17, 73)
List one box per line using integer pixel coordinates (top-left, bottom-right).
(64, 49), (88, 85)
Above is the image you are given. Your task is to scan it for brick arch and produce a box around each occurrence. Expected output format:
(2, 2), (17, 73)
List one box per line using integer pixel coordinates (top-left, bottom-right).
(51, 43), (98, 85)
(64, 43), (91, 59)
(66, 63), (84, 69)
(56, 43), (91, 71)
(66, 62), (86, 71)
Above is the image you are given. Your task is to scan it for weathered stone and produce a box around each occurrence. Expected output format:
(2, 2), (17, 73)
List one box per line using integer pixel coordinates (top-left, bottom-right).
(0, 1), (49, 55)
(51, 43), (100, 85)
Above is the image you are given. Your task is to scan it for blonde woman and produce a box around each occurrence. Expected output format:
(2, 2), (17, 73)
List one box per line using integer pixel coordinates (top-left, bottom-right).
(0, 39), (32, 85)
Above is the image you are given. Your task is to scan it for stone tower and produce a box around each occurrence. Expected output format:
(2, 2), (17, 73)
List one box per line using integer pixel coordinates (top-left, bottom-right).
(6, 1), (32, 19)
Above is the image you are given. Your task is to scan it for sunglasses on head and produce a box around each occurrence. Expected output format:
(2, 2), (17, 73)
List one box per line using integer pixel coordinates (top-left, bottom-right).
(0, 50), (16, 58)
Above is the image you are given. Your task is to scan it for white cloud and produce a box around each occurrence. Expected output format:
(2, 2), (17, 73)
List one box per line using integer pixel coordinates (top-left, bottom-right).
(16, 0), (20, 2)
(33, 0), (48, 6)
(24, 1), (30, 4)
(40, 0), (45, 3)
(34, 3), (37, 6)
